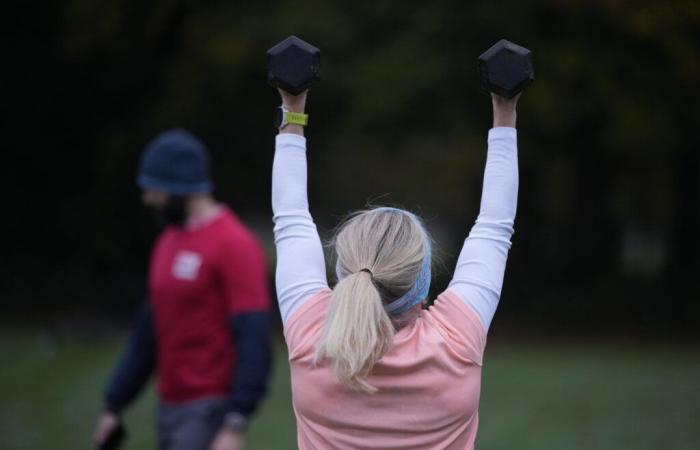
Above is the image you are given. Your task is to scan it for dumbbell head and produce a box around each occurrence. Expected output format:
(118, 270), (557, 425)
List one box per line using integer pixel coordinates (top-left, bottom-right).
(266, 35), (320, 95)
(477, 39), (534, 98)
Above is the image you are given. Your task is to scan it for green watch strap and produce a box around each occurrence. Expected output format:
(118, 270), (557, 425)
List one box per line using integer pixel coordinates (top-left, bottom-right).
(285, 111), (308, 126)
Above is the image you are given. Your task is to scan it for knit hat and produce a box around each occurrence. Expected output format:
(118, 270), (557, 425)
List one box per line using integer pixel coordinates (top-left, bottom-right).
(136, 128), (214, 195)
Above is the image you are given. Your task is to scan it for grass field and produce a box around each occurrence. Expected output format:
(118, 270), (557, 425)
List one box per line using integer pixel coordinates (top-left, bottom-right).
(1, 329), (698, 450)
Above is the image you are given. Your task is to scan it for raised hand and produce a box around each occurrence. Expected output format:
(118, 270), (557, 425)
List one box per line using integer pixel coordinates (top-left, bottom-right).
(491, 93), (521, 128)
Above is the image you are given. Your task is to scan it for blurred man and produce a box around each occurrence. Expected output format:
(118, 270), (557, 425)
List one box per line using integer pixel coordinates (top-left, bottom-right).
(94, 129), (272, 450)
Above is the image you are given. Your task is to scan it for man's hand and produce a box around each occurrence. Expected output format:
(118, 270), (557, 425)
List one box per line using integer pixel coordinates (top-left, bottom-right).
(93, 411), (120, 449)
(210, 428), (246, 450)
(492, 93), (521, 128)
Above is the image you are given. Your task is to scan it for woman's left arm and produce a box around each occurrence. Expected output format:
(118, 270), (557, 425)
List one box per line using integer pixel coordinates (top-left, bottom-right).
(448, 94), (520, 332)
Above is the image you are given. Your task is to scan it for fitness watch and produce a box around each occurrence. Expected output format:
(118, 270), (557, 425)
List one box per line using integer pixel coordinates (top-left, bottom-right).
(274, 105), (308, 129)
(222, 411), (249, 433)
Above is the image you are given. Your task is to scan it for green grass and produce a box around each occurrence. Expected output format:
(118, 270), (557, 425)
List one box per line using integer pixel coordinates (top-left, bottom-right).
(1, 330), (698, 450)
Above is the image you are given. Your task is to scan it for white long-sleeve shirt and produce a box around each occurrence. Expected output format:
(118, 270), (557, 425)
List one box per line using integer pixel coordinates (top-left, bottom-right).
(272, 127), (518, 330)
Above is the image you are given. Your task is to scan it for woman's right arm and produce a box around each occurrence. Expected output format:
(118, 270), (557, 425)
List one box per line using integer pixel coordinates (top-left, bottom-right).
(272, 90), (329, 324)
(447, 94), (520, 332)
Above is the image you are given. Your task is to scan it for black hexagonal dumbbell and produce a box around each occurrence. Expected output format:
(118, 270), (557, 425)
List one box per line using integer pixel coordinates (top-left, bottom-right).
(477, 39), (534, 98)
(266, 35), (320, 95)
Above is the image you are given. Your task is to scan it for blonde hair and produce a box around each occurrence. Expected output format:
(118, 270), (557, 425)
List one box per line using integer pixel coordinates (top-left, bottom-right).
(315, 207), (430, 392)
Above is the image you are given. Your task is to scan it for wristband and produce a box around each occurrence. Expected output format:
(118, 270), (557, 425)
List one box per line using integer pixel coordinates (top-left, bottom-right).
(274, 106), (308, 129)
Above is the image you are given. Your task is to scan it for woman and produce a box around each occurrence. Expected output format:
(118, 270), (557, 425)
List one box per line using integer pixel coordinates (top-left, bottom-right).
(272, 86), (520, 449)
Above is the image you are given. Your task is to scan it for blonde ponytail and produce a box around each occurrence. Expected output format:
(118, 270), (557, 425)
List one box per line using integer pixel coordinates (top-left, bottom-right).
(316, 271), (394, 392)
(316, 208), (430, 393)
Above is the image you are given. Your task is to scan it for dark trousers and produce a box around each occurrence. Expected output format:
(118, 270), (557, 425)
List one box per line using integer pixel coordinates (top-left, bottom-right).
(157, 397), (227, 450)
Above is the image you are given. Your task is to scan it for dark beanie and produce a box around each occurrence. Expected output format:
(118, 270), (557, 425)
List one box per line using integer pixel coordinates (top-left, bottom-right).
(137, 128), (214, 195)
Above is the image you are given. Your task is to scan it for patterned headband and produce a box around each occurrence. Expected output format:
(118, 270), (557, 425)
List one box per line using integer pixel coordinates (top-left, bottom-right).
(370, 207), (432, 316)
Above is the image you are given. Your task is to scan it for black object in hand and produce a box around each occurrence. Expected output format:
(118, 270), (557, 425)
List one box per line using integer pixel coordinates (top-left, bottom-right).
(99, 424), (127, 450)
(267, 35), (321, 95)
(478, 39), (534, 98)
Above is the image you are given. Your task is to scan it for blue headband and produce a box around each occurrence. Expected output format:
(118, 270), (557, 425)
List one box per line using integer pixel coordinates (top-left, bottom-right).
(373, 208), (432, 316)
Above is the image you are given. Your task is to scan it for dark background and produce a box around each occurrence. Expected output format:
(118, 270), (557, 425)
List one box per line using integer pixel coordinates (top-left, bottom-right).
(3, 0), (699, 338)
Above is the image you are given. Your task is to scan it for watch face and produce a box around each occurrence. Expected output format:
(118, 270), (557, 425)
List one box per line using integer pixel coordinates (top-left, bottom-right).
(273, 107), (284, 128)
(225, 413), (249, 432)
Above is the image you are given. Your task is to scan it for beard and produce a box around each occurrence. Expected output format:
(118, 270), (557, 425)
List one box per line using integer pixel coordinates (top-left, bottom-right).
(150, 195), (187, 228)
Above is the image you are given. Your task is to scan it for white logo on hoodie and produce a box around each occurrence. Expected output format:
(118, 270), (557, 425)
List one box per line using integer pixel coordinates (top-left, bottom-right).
(172, 251), (202, 281)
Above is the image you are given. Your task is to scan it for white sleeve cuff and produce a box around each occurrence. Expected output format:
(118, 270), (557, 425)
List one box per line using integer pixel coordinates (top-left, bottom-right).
(276, 133), (307, 148)
(488, 127), (517, 140)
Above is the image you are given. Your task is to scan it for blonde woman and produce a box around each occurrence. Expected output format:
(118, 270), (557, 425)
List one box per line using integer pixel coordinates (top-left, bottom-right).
(272, 85), (520, 449)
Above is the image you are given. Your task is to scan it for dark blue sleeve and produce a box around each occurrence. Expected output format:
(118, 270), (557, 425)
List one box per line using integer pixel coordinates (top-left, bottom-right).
(227, 311), (272, 417)
(104, 303), (156, 414)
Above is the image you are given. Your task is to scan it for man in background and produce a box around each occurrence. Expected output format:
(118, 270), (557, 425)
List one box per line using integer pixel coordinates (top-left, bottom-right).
(93, 129), (272, 450)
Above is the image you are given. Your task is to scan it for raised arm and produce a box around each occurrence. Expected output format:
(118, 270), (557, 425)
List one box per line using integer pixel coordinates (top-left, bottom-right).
(448, 94), (520, 331)
(272, 90), (328, 324)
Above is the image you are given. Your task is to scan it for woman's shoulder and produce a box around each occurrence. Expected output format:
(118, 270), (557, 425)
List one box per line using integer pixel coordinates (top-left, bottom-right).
(283, 289), (332, 355)
(421, 289), (487, 365)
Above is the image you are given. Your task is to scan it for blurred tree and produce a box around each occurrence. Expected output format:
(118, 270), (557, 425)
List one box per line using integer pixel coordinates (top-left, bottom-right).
(3, 0), (698, 334)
